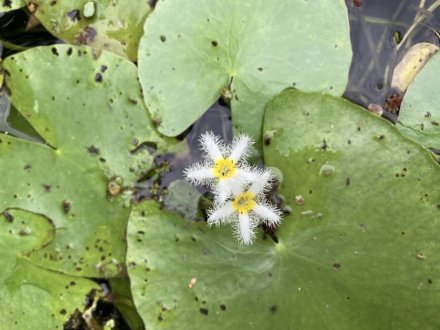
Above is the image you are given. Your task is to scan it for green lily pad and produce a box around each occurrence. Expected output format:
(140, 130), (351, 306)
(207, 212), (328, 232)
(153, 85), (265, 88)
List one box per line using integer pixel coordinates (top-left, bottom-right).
(0, 209), (100, 329)
(26, 0), (152, 60)
(127, 90), (440, 329)
(1, 44), (163, 277)
(397, 51), (440, 149)
(138, 0), (351, 143)
(0, 0), (25, 13)
(109, 277), (145, 330)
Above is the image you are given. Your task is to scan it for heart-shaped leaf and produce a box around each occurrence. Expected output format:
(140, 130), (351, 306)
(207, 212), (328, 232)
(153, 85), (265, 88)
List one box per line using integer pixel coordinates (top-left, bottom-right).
(138, 0), (352, 144)
(1, 44), (164, 277)
(126, 90), (440, 329)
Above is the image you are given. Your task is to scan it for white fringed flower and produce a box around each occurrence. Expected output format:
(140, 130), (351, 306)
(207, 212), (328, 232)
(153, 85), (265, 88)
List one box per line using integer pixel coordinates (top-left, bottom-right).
(185, 132), (259, 203)
(207, 171), (282, 245)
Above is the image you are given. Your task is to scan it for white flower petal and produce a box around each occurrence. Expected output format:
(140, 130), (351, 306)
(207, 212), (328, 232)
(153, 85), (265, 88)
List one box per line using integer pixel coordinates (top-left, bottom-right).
(253, 203), (281, 225)
(184, 131), (283, 245)
(200, 131), (223, 160)
(184, 163), (214, 185)
(229, 134), (253, 163)
(236, 166), (263, 183)
(208, 202), (235, 226)
(213, 179), (233, 204)
(226, 176), (249, 196)
(248, 170), (272, 195)
(236, 213), (256, 245)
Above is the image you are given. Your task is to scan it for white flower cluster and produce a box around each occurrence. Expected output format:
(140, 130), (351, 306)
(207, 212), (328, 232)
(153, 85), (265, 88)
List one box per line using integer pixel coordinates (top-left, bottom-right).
(185, 132), (282, 245)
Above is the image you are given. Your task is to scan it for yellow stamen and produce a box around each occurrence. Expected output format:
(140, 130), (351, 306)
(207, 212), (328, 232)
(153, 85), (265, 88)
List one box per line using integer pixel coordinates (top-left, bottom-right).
(212, 158), (237, 179)
(232, 191), (256, 214)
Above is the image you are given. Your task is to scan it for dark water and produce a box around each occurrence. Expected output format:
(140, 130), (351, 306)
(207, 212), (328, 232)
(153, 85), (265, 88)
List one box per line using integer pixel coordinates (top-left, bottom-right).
(344, 0), (440, 121)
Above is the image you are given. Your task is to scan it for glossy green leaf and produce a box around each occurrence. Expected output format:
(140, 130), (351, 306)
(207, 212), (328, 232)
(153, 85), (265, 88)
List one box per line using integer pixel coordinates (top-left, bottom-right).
(26, 0), (152, 60)
(127, 90), (440, 329)
(0, 0), (25, 13)
(109, 277), (145, 330)
(138, 0), (351, 143)
(0, 209), (99, 329)
(1, 44), (163, 277)
(397, 51), (440, 149)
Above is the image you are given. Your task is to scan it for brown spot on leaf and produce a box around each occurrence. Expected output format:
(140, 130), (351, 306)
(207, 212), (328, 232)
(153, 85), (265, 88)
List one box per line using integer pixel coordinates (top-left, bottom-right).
(76, 26), (97, 44)
(95, 73), (103, 83)
(332, 262), (342, 269)
(67, 9), (81, 21)
(62, 200), (71, 214)
(87, 145), (100, 156)
(2, 211), (13, 222)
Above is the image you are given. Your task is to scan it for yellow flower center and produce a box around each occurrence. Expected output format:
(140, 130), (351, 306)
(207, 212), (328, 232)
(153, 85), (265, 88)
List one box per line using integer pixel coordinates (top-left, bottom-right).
(232, 191), (256, 214)
(212, 158), (237, 179)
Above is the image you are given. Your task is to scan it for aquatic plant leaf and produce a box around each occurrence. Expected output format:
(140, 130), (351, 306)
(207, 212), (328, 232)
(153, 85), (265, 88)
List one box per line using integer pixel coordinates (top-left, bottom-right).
(26, 0), (152, 60)
(397, 51), (440, 150)
(127, 90), (440, 329)
(138, 0), (351, 144)
(0, 209), (99, 329)
(109, 277), (145, 330)
(1, 44), (163, 277)
(0, 0), (25, 13)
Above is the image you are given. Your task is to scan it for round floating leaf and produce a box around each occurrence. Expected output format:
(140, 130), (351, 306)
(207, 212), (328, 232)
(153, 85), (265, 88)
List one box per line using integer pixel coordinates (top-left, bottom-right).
(0, 0), (25, 13)
(26, 0), (152, 60)
(397, 51), (440, 149)
(127, 90), (440, 329)
(0, 209), (99, 329)
(138, 0), (351, 142)
(1, 45), (164, 277)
